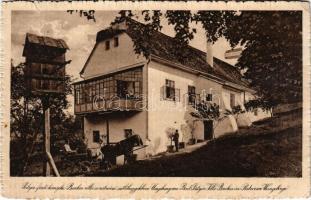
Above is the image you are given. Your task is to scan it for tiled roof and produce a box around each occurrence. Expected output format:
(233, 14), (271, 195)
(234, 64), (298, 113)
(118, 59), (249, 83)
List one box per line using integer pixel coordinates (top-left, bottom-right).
(93, 20), (248, 87)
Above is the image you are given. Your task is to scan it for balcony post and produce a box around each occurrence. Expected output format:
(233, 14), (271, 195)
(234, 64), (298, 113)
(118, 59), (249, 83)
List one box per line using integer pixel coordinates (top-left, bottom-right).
(106, 119), (110, 144)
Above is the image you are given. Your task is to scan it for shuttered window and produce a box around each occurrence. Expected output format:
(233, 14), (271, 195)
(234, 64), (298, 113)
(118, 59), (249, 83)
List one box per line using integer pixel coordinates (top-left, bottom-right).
(188, 86), (196, 105)
(165, 79), (175, 100)
(161, 79), (180, 102)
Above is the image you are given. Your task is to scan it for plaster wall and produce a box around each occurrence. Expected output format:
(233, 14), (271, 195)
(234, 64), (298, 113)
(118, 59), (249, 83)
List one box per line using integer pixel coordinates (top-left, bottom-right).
(83, 111), (147, 159)
(82, 33), (146, 79)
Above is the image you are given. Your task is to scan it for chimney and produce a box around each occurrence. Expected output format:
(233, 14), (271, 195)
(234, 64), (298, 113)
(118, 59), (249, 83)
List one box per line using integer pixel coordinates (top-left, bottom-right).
(206, 41), (213, 68)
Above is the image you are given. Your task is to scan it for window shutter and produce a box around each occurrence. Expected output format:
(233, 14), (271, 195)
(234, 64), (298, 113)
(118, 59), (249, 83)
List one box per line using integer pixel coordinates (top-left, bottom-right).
(196, 94), (200, 104)
(175, 88), (180, 102)
(160, 86), (164, 100)
(170, 87), (175, 100)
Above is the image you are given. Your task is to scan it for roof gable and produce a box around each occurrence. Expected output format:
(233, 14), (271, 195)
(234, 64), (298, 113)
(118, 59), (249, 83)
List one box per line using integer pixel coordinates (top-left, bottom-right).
(80, 32), (146, 79)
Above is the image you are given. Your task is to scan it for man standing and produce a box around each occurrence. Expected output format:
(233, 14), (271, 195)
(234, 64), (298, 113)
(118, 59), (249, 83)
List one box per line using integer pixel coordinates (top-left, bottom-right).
(173, 130), (179, 152)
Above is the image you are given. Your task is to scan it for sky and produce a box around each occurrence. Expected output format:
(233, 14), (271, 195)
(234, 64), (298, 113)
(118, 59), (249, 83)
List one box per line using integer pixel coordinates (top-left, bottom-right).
(11, 11), (238, 114)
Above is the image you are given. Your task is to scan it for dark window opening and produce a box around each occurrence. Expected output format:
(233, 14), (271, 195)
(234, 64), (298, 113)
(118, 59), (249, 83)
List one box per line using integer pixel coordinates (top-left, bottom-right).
(230, 93), (235, 108)
(206, 93), (213, 101)
(42, 66), (48, 74)
(39, 64), (54, 75)
(41, 80), (50, 90)
(117, 80), (140, 99)
(105, 40), (110, 50)
(165, 79), (175, 100)
(188, 85), (196, 105)
(114, 37), (119, 47)
(93, 130), (100, 143)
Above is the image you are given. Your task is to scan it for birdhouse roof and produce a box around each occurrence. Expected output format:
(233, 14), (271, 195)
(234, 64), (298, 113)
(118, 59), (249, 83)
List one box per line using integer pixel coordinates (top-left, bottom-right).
(25, 33), (69, 49)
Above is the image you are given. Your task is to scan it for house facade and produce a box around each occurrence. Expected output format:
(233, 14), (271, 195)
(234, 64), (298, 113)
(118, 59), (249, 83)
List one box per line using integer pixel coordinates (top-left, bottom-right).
(73, 20), (270, 159)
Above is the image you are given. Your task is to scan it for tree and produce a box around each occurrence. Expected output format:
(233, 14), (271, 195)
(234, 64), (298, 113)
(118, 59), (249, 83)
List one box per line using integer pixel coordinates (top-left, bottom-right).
(223, 11), (302, 105)
(10, 62), (80, 176)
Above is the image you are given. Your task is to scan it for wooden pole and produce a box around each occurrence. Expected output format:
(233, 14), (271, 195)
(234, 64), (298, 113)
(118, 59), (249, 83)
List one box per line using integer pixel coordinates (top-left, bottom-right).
(43, 107), (51, 176)
(106, 119), (109, 144)
(46, 152), (60, 177)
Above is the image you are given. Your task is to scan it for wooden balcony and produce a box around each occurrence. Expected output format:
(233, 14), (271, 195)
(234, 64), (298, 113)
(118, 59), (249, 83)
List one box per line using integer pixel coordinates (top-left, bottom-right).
(74, 67), (143, 115)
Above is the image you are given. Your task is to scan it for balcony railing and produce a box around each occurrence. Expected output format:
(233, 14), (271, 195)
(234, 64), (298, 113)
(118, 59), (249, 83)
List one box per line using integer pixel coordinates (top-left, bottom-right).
(74, 98), (143, 114)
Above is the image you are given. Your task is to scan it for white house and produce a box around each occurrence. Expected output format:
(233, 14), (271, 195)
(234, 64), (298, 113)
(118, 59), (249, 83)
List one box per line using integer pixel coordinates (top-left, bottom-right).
(73, 20), (270, 159)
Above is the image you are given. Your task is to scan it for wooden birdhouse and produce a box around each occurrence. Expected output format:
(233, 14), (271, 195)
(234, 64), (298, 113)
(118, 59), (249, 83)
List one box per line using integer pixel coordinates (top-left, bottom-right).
(22, 33), (70, 94)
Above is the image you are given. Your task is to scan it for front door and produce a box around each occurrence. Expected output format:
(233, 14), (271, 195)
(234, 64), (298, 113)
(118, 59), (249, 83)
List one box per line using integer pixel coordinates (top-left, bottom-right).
(204, 120), (214, 140)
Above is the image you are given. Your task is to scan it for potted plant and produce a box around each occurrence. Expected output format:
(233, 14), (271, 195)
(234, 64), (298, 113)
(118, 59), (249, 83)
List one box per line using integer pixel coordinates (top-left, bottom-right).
(165, 127), (175, 152)
(188, 138), (196, 145)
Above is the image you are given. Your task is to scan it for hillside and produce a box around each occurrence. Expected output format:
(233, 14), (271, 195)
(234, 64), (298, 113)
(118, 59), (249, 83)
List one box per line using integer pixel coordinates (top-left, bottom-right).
(93, 115), (302, 177)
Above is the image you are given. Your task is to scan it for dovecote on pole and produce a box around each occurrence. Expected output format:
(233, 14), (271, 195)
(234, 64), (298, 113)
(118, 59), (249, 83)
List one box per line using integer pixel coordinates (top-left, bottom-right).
(22, 33), (70, 176)
(22, 33), (71, 94)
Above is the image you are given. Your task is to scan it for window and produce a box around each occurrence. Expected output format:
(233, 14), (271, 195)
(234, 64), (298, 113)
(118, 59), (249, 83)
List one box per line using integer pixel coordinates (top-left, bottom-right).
(161, 79), (180, 101)
(206, 93), (213, 101)
(117, 80), (127, 98)
(75, 88), (80, 104)
(165, 79), (175, 100)
(86, 84), (93, 103)
(134, 82), (141, 97)
(230, 93), (235, 108)
(31, 63), (41, 74)
(188, 86), (196, 105)
(41, 80), (50, 90)
(93, 131), (100, 143)
(114, 37), (119, 47)
(74, 68), (143, 106)
(80, 84), (85, 104)
(40, 64), (54, 75)
(117, 80), (140, 99)
(105, 40), (110, 50)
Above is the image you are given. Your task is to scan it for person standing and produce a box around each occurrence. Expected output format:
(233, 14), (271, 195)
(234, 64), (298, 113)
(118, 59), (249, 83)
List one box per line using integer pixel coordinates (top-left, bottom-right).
(173, 130), (179, 152)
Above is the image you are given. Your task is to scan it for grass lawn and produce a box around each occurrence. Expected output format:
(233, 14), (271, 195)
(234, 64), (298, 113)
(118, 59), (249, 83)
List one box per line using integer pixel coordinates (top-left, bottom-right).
(92, 123), (302, 177)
